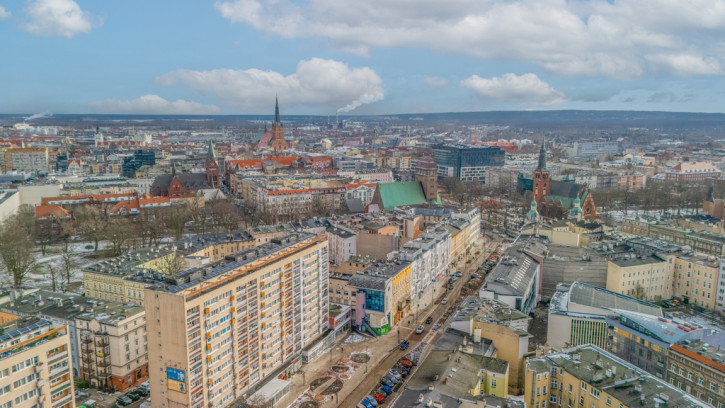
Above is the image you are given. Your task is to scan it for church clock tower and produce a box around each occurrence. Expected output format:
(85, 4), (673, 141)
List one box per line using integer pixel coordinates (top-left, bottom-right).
(533, 139), (550, 205)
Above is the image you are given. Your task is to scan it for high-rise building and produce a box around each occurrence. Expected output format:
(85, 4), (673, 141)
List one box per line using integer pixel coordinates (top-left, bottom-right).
(0, 316), (76, 408)
(4, 147), (49, 174)
(145, 233), (329, 408)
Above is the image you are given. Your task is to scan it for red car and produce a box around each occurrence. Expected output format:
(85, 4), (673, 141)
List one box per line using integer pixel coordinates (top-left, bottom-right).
(400, 359), (414, 368)
(372, 393), (385, 403)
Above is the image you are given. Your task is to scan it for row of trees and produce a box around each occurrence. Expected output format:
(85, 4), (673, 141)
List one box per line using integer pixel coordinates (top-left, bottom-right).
(0, 198), (245, 288)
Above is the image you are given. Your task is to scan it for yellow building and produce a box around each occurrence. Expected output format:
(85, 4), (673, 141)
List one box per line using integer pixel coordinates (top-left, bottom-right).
(470, 319), (532, 395)
(0, 317), (76, 408)
(348, 260), (413, 334)
(672, 254), (720, 310)
(146, 233), (330, 407)
(525, 345), (707, 408)
(605, 254), (674, 302)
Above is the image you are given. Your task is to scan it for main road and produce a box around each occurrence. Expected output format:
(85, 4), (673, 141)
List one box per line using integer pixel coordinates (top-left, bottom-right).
(337, 238), (497, 407)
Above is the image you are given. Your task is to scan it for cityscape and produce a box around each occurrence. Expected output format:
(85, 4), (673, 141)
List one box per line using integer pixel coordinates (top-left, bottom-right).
(1, 1), (725, 408)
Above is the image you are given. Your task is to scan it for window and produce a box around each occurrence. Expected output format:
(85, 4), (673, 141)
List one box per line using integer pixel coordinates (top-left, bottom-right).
(569, 384), (573, 393)
(606, 397), (612, 406)
(579, 396), (584, 406)
(590, 389), (599, 399)
(491, 379), (497, 388)
(581, 382), (587, 391)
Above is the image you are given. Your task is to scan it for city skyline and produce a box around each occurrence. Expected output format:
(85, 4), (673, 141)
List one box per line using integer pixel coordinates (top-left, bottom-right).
(1, 0), (724, 115)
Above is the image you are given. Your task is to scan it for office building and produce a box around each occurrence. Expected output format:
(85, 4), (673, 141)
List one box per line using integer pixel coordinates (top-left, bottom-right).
(145, 233), (329, 408)
(573, 140), (620, 157)
(547, 282), (662, 350)
(432, 144), (505, 181)
(0, 316), (76, 408)
(605, 254), (674, 302)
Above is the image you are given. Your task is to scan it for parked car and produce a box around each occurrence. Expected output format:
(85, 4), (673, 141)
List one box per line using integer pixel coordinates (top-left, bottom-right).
(380, 385), (393, 394)
(136, 387), (149, 397)
(453, 272), (462, 278)
(365, 395), (379, 406)
(378, 387), (390, 397)
(116, 396), (132, 407)
(388, 370), (402, 381)
(380, 376), (395, 387)
(425, 316), (433, 324)
(448, 284), (454, 290)
(361, 398), (374, 408)
(441, 299), (447, 305)
(125, 392), (141, 402)
(372, 393), (385, 403)
(400, 359), (414, 368)
(416, 325), (425, 334)
(384, 373), (398, 384)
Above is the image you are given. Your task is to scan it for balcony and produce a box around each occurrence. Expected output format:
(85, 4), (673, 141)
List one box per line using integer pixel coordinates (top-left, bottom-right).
(51, 393), (73, 407)
(95, 339), (109, 348)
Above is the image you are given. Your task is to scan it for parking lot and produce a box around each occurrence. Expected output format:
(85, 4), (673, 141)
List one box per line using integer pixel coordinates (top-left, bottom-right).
(77, 382), (150, 408)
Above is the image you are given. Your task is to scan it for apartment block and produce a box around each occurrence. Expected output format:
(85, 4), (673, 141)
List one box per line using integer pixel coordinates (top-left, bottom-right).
(605, 254), (674, 302)
(0, 316), (76, 408)
(672, 254), (720, 311)
(3, 147), (49, 174)
(76, 303), (147, 391)
(348, 261), (412, 334)
(668, 340), (725, 407)
(145, 233), (329, 408)
(525, 345), (707, 408)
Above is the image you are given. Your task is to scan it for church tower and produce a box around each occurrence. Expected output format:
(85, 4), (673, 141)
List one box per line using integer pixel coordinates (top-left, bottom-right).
(205, 140), (220, 188)
(270, 97), (288, 152)
(533, 139), (550, 205)
(415, 155), (439, 202)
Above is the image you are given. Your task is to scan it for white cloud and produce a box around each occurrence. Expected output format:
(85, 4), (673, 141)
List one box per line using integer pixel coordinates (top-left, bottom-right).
(460, 73), (566, 106)
(156, 58), (384, 113)
(89, 95), (221, 115)
(23, 0), (99, 38)
(0, 6), (11, 20)
(645, 53), (722, 76)
(214, 0), (725, 78)
(424, 76), (448, 87)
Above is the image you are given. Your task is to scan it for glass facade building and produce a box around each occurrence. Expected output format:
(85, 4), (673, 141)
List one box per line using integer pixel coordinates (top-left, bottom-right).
(432, 144), (505, 181)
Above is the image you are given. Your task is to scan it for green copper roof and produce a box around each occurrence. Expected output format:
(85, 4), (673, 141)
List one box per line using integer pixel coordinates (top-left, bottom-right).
(207, 140), (216, 159)
(378, 181), (427, 209)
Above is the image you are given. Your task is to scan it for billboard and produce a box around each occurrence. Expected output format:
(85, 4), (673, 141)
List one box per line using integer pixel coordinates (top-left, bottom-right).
(167, 367), (186, 393)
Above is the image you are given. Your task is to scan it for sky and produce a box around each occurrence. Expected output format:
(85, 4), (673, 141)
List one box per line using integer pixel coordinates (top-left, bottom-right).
(0, 0), (724, 115)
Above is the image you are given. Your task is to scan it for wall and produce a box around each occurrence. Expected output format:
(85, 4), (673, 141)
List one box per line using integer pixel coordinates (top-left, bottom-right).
(471, 320), (529, 395)
(357, 231), (397, 260)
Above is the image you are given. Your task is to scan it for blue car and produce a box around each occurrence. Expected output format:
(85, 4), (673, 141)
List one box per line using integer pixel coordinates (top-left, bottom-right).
(381, 385), (393, 394)
(361, 400), (374, 408)
(365, 395), (379, 407)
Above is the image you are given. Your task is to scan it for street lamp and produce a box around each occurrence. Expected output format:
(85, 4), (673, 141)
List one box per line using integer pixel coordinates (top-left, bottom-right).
(365, 344), (368, 373)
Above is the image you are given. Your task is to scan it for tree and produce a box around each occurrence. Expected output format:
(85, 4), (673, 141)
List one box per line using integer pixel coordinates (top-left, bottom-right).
(58, 244), (78, 286)
(154, 253), (188, 276)
(0, 216), (37, 287)
(74, 206), (107, 251)
(107, 217), (134, 257)
(208, 199), (241, 232)
(44, 263), (60, 292)
(163, 204), (191, 241)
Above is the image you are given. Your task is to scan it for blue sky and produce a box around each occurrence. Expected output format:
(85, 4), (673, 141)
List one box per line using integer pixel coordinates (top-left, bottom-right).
(0, 0), (723, 115)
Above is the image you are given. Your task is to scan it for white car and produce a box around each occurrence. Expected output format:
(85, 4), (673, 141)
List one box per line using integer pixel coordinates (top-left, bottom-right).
(416, 325), (425, 334)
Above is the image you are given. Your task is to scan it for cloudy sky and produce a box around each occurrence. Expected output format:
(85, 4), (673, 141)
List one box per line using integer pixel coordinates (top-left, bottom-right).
(1, 0), (724, 114)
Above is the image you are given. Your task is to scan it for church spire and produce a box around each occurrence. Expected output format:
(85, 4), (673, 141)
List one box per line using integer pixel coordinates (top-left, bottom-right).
(537, 138), (547, 171)
(207, 140), (216, 159)
(274, 96), (281, 126)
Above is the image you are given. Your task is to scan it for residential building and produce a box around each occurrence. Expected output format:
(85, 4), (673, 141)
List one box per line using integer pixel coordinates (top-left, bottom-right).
(432, 144), (505, 181)
(621, 217), (725, 256)
(344, 180), (376, 207)
(0, 316), (76, 408)
(145, 233), (329, 408)
(479, 239), (545, 315)
(76, 303), (147, 391)
(665, 162), (721, 182)
(547, 282), (662, 350)
(668, 339), (725, 407)
(672, 253), (720, 310)
(605, 254), (674, 302)
(326, 227), (356, 266)
(3, 147), (49, 173)
(399, 227), (451, 303)
(525, 345), (707, 408)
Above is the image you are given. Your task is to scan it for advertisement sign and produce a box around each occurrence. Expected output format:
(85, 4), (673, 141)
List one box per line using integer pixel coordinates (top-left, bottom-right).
(167, 367), (186, 382)
(168, 379), (186, 393)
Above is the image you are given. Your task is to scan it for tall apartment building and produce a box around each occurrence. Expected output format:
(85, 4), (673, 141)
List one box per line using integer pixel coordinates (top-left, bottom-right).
(145, 233), (329, 408)
(526, 345), (707, 408)
(0, 316), (76, 408)
(76, 303), (147, 391)
(3, 147), (49, 174)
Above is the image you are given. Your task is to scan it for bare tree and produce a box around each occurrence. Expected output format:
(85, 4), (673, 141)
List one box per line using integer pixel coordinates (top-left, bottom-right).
(163, 204), (191, 241)
(44, 263), (60, 292)
(208, 199), (240, 232)
(154, 253), (188, 276)
(0, 216), (37, 287)
(58, 244), (78, 286)
(74, 206), (107, 251)
(107, 217), (134, 257)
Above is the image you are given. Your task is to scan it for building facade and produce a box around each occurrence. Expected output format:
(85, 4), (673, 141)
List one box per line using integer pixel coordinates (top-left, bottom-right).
(0, 317), (76, 408)
(4, 147), (49, 174)
(432, 144), (505, 181)
(145, 233), (329, 408)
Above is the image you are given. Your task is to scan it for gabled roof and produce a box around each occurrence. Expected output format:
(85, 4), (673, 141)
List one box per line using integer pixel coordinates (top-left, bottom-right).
(376, 181), (427, 209)
(35, 204), (71, 219)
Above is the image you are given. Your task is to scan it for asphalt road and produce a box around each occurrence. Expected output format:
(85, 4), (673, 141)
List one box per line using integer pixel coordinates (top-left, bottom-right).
(337, 240), (498, 407)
